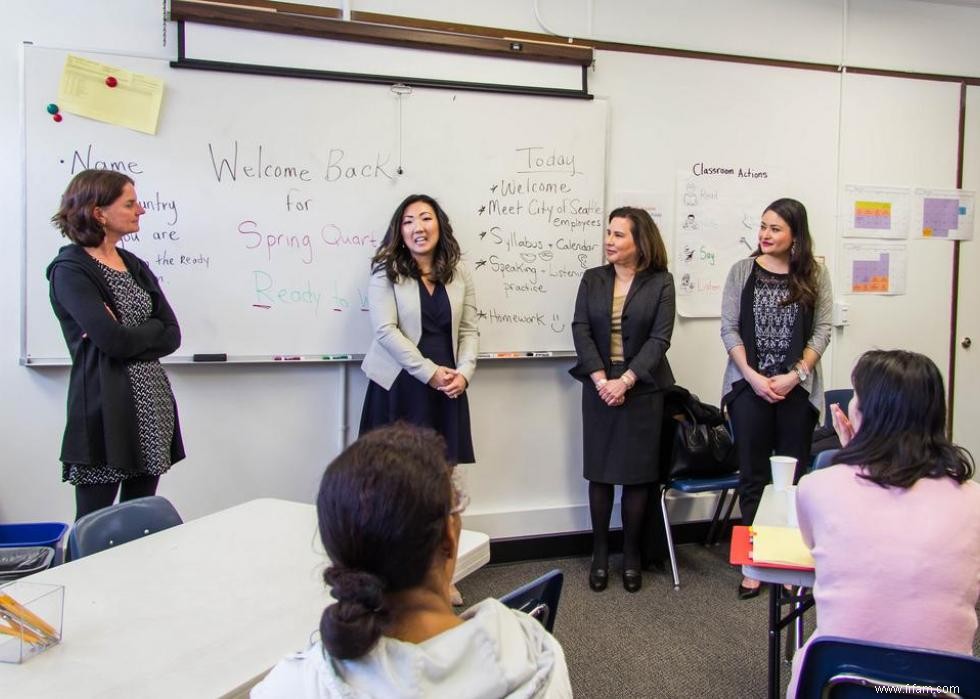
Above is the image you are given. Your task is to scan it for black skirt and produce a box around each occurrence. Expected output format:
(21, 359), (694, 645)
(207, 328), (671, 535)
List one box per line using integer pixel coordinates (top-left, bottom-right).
(359, 280), (475, 464)
(581, 363), (664, 485)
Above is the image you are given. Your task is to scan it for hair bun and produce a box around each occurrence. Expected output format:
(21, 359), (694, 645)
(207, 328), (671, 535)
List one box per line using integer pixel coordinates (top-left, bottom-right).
(325, 566), (386, 611)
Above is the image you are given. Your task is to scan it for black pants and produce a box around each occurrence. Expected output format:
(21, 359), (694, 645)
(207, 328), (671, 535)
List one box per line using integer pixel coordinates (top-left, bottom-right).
(728, 385), (817, 526)
(74, 475), (160, 521)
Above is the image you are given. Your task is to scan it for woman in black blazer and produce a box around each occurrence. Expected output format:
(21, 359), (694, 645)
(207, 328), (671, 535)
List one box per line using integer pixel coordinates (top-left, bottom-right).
(570, 207), (675, 593)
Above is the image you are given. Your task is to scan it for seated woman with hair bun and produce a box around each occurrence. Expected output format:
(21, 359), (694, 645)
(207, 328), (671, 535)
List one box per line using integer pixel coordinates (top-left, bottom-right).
(252, 423), (571, 699)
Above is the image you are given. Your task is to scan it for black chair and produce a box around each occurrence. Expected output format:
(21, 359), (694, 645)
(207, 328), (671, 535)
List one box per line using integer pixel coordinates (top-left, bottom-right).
(499, 569), (563, 633)
(68, 496), (183, 560)
(794, 636), (980, 698)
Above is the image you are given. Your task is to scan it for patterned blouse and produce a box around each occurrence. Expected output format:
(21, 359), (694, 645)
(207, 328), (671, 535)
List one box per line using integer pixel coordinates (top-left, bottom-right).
(753, 266), (798, 377)
(63, 261), (177, 486)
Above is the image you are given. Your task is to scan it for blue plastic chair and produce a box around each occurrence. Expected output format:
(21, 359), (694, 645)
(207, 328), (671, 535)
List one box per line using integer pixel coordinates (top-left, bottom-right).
(812, 448), (839, 471)
(499, 569), (563, 633)
(660, 473), (740, 589)
(68, 496), (183, 560)
(795, 635), (980, 698)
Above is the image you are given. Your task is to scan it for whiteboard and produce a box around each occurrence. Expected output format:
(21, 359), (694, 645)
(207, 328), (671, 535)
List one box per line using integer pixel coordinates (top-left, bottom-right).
(22, 46), (606, 362)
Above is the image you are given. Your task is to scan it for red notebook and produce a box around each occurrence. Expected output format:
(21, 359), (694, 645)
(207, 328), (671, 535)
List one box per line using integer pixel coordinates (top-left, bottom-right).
(729, 525), (815, 571)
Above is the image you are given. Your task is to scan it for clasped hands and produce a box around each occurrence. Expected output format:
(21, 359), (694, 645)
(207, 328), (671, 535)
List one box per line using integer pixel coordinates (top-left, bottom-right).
(748, 369), (799, 404)
(428, 366), (467, 399)
(595, 377), (628, 407)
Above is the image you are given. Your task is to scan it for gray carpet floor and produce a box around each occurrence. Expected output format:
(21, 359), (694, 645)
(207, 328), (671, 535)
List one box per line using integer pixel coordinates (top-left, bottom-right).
(455, 543), (980, 699)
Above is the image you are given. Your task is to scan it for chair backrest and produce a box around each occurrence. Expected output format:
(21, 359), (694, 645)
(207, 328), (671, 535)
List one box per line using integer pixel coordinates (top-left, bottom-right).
(795, 636), (980, 698)
(823, 389), (854, 429)
(68, 496), (183, 560)
(499, 569), (563, 633)
(812, 448), (839, 471)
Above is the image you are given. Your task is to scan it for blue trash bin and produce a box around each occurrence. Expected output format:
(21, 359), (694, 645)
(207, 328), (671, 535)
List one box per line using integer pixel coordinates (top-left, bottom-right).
(0, 523), (69, 567)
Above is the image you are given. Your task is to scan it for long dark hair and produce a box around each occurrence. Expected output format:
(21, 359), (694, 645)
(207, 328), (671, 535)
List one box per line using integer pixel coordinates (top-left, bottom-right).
(317, 423), (456, 660)
(51, 169), (134, 246)
(753, 197), (818, 308)
(370, 194), (461, 283)
(608, 206), (668, 272)
(831, 350), (975, 488)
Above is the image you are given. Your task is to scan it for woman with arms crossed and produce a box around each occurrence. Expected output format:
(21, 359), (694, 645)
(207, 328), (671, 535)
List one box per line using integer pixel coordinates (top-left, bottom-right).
(47, 169), (184, 520)
(720, 197), (832, 599)
(787, 350), (980, 697)
(570, 206), (675, 593)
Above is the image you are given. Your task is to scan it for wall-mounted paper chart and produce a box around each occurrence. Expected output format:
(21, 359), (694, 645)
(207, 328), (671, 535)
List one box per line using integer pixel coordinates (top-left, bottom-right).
(913, 188), (975, 240)
(842, 242), (908, 295)
(673, 168), (779, 317)
(841, 184), (910, 239)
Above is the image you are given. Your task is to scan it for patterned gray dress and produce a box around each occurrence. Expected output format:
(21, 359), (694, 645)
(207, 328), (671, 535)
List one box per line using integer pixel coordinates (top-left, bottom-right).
(63, 261), (177, 485)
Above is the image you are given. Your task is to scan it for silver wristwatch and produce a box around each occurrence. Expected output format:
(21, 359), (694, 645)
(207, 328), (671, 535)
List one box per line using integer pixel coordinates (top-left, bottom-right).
(794, 363), (809, 382)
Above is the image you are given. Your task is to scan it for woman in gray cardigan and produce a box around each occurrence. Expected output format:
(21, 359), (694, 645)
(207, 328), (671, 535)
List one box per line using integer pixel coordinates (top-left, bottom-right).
(719, 198), (832, 599)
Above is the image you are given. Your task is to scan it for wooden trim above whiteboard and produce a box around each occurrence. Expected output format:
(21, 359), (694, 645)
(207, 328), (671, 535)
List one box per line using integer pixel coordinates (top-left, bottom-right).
(169, 0), (980, 85)
(169, 0), (593, 66)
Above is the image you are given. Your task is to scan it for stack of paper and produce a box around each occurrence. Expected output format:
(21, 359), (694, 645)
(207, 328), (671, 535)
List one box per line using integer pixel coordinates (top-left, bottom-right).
(751, 526), (815, 568)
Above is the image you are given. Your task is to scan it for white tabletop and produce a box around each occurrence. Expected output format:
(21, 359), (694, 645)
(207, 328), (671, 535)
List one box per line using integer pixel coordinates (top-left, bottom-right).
(0, 498), (490, 698)
(742, 485), (815, 587)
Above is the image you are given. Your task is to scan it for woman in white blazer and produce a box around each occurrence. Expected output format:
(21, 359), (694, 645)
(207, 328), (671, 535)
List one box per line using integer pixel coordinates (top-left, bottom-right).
(360, 194), (478, 465)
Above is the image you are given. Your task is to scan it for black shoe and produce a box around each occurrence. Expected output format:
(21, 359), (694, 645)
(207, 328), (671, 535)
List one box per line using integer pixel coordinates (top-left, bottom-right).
(738, 582), (762, 600)
(589, 567), (608, 592)
(623, 569), (642, 593)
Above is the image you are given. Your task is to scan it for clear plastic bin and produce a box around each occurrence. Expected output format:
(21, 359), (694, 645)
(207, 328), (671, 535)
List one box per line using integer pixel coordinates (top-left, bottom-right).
(0, 581), (64, 663)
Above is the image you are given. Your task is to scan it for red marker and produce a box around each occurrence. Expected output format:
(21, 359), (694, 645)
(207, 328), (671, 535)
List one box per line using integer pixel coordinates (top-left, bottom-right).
(105, 76), (118, 88)
(53, 113), (63, 123)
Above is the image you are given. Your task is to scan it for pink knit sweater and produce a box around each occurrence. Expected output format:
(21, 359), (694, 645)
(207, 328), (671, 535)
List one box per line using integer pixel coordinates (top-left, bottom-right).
(787, 464), (980, 697)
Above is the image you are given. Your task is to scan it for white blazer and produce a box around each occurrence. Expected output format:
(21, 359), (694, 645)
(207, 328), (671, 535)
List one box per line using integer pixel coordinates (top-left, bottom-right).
(360, 265), (479, 390)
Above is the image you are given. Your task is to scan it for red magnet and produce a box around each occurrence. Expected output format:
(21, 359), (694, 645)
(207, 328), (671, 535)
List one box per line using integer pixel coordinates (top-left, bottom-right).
(53, 113), (63, 123)
(105, 76), (118, 88)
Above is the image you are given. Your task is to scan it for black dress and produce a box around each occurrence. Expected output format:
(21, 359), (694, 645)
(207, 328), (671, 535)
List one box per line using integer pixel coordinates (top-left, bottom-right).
(359, 280), (475, 463)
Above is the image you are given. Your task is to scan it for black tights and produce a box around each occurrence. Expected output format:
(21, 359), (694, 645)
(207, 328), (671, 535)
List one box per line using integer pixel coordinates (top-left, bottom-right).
(589, 482), (649, 572)
(74, 475), (160, 521)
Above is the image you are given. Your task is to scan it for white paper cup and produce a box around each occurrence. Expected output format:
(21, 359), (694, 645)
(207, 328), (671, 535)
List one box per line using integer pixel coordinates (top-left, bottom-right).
(770, 455), (797, 491)
(785, 485), (799, 527)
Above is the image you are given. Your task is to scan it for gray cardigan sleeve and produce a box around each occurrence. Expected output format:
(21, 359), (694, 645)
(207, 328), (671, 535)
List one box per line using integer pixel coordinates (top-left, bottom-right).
(720, 258), (752, 353)
(807, 263), (833, 357)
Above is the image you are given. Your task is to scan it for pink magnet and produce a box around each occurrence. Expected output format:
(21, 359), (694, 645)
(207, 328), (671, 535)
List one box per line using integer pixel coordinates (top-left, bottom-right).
(105, 76), (118, 88)
(53, 113), (63, 123)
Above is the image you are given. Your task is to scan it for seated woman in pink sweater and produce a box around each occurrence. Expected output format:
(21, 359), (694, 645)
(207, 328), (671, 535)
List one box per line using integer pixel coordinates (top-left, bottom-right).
(788, 349), (980, 697)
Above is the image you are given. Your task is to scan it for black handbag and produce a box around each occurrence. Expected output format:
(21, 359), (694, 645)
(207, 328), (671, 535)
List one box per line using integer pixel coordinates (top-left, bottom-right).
(668, 404), (737, 480)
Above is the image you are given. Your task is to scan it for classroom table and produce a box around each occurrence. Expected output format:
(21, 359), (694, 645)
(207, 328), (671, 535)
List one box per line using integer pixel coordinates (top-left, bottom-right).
(732, 485), (815, 699)
(0, 498), (491, 699)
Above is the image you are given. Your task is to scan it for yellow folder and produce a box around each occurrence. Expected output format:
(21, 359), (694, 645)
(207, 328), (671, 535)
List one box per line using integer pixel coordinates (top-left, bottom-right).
(751, 525), (815, 568)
